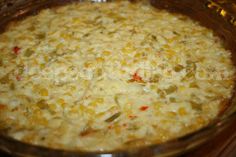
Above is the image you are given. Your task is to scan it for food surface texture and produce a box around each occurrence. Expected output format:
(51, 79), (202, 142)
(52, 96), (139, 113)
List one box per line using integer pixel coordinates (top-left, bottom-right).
(0, 0), (235, 151)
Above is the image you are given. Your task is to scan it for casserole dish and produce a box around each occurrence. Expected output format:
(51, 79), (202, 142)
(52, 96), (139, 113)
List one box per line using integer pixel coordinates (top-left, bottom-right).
(0, 0), (236, 156)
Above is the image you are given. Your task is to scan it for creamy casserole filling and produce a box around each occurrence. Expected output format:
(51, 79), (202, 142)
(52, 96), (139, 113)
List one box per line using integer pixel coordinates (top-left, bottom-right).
(0, 0), (235, 151)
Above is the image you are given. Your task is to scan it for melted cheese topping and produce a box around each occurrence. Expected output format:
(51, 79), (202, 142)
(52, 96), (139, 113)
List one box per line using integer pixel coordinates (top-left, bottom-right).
(0, 1), (235, 151)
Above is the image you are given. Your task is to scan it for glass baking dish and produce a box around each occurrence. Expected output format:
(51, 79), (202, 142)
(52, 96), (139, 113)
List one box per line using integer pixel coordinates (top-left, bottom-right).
(0, 0), (236, 156)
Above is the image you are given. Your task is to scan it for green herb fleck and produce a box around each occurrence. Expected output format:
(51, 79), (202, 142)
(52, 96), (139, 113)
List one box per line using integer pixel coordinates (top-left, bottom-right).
(105, 112), (121, 123)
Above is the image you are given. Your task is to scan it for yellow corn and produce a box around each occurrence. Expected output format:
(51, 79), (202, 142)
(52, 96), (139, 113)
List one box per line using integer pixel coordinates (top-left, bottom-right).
(178, 107), (187, 116)
(102, 51), (111, 56)
(39, 88), (48, 96)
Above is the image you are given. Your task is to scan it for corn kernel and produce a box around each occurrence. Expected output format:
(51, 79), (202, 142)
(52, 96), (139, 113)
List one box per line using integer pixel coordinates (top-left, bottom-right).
(96, 57), (104, 62)
(178, 107), (187, 116)
(96, 98), (104, 103)
(179, 86), (186, 91)
(196, 117), (205, 125)
(122, 42), (135, 54)
(57, 99), (65, 104)
(102, 51), (111, 55)
(84, 61), (93, 68)
(114, 126), (121, 134)
(40, 88), (48, 96)
(167, 111), (176, 118)
(72, 18), (81, 24)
